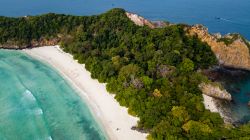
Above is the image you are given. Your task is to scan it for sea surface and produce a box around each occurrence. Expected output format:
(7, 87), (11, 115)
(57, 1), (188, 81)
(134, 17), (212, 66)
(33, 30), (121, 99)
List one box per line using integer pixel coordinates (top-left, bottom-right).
(212, 69), (250, 123)
(0, 0), (250, 137)
(0, 0), (249, 39)
(0, 50), (106, 140)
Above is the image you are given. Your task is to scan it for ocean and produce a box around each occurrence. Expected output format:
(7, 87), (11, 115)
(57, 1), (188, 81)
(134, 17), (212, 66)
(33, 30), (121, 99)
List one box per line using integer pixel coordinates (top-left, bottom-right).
(0, 0), (249, 39)
(0, 50), (107, 140)
(0, 0), (250, 138)
(211, 68), (250, 124)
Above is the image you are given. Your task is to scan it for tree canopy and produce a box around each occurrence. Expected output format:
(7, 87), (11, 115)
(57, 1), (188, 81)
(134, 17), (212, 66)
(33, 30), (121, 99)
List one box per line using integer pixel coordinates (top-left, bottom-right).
(1, 8), (250, 139)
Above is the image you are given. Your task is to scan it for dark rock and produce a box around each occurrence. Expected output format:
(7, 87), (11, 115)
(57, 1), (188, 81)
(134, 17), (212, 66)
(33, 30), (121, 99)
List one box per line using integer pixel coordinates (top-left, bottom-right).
(131, 126), (148, 133)
(248, 101), (250, 107)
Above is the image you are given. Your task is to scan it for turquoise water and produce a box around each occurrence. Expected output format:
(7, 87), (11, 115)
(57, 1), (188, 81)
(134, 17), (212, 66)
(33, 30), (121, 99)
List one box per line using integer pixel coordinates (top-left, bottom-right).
(226, 73), (250, 123)
(0, 0), (249, 39)
(210, 69), (250, 123)
(230, 78), (250, 123)
(0, 0), (250, 134)
(0, 50), (107, 140)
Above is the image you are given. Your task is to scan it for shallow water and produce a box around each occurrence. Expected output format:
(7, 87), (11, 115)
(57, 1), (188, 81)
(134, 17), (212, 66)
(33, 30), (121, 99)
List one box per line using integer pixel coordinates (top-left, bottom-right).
(0, 50), (106, 140)
(0, 0), (250, 39)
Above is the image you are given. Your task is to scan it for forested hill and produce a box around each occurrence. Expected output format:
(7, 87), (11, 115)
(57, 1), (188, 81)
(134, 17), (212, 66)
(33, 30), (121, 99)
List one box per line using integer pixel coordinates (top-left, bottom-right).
(1, 8), (250, 139)
(0, 8), (136, 49)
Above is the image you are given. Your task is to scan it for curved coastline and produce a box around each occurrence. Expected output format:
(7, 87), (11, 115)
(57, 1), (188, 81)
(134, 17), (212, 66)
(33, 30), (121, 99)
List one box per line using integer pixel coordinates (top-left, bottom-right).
(204, 68), (250, 124)
(0, 49), (107, 139)
(23, 45), (147, 140)
(0, 8), (248, 138)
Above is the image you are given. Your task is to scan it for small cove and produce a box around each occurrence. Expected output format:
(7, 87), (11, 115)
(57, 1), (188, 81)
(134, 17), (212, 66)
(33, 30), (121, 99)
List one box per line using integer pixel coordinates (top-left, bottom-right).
(207, 68), (250, 124)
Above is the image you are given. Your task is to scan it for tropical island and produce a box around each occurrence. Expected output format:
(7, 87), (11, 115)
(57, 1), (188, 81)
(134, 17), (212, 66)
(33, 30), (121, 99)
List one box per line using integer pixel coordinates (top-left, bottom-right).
(1, 8), (250, 139)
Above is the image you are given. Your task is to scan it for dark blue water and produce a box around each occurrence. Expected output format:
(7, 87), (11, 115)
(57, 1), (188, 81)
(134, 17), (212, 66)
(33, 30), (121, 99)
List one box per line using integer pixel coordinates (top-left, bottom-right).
(1, 0), (250, 125)
(0, 0), (249, 39)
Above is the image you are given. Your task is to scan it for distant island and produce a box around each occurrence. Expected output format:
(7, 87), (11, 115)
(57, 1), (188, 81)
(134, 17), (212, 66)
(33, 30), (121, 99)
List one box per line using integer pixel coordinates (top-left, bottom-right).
(1, 8), (250, 139)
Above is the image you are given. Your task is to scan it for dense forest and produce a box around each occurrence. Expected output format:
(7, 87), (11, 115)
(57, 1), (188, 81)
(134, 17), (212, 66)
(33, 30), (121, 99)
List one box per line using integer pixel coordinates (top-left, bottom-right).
(1, 8), (250, 139)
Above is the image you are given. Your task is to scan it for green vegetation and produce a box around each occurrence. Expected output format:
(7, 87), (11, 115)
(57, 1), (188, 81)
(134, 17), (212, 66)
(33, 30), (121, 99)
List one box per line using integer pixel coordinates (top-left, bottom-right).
(217, 34), (239, 45)
(217, 33), (250, 48)
(1, 8), (250, 139)
(241, 35), (250, 49)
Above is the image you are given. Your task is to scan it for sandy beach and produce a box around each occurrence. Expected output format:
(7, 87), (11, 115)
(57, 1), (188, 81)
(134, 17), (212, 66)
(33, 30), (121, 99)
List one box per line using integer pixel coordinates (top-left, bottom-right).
(23, 46), (147, 140)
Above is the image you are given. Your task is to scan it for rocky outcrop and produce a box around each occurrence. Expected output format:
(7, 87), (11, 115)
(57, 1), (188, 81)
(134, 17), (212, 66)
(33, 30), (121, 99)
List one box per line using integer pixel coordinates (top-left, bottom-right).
(126, 12), (156, 28)
(0, 37), (60, 49)
(126, 12), (169, 28)
(0, 44), (25, 49)
(199, 82), (232, 101)
(186, 24), (250, 70)
(30, 37), (60, 47)
(126, 14), (250, 71)
(125, 12), (246, 124)
(203, 92), (236, 124)
(200, 82), (236, 123)
(213, 97), (236, 124)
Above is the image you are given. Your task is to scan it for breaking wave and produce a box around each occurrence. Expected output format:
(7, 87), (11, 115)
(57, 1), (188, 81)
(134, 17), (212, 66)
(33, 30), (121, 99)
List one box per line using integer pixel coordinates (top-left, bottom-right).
(23, 89), (36, 101)
(34, 108), (43, 115)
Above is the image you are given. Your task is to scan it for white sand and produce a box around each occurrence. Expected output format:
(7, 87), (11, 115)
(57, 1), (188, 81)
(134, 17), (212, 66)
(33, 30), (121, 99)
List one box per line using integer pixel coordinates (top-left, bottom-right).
(203, 95), (233, 123)
(202, 94), (219, 112)
(23, 46), (147, 140)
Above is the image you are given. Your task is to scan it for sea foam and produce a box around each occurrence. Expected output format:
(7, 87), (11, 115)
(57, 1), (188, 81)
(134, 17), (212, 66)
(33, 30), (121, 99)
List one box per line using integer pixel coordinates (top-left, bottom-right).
(34, 108), (43, 115)
(23, 89), (36, 101)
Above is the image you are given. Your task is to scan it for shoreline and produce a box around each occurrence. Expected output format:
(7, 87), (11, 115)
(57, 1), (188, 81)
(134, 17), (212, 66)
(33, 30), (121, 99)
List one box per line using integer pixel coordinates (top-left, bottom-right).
(203, 94), (235, 124)
(202, 94), (219, 113)
(23, 46), (147, 140)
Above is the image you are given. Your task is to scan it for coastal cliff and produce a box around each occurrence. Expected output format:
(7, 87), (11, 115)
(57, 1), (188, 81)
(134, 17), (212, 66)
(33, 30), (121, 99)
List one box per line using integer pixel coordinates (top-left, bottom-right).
(125, 13), (250, 71)
(199, 82), (232, 101)
(2, 9), (250, 139)
(199, 82), (237, 123)
(126, 12), (168, 28)
(186, 25), (250, 70)
(125, 13), (250, 124)
(1, 11), (250, 72)
(126, 12), (155, 28)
